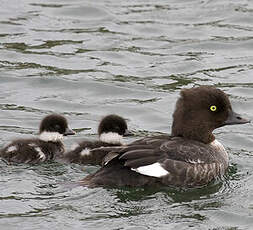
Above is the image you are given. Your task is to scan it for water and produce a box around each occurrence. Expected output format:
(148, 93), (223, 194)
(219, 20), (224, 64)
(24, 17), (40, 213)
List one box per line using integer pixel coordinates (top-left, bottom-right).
(1, 0), (253, 229)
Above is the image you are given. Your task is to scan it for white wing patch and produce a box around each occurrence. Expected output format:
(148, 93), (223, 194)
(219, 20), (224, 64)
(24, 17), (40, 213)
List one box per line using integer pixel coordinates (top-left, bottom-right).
(70, 143), (80, 151)
(99, 132), (123, 145)
(7, 145), (17, 153)
(35, 147), (46, 161)
(39, 132), (63, 142)
(131, 162), (169, 178)
(80, 148), (90, 157)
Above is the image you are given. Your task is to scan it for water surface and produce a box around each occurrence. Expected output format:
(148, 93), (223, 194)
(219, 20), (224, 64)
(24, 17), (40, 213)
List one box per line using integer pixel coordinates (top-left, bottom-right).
(1, 0), (253, 229)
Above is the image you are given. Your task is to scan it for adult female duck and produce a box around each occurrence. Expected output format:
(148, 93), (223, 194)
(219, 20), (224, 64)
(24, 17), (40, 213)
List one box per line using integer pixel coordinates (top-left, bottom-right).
(81, 86), (250, 188)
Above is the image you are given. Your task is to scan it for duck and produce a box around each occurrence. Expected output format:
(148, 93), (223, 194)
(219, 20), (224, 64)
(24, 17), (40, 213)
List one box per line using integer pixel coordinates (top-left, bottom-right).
(0, 114), (75, 164)
(62, 114), (131, 165)
(80, 86), (250, 188)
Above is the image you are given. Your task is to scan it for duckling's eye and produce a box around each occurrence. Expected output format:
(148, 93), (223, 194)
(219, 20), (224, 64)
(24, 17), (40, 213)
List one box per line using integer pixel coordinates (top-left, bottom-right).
(210, 105), (217, 112)
(54, 124), (61, 131)
(114, 126), (120, 132)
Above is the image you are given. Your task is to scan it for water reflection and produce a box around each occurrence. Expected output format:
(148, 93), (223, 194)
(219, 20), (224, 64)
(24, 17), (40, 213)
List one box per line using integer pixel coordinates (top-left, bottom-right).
(1, 0), (253, 229)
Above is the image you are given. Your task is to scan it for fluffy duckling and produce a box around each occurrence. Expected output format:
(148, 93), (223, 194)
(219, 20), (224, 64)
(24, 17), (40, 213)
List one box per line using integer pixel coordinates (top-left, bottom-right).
(63, 114), (131, 165)
(0, 114), (75, 164)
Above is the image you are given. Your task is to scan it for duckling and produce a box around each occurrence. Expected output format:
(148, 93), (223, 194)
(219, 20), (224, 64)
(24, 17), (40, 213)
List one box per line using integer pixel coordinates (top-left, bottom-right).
(63, 114), (131, 165)
(0, 114), (75, 164)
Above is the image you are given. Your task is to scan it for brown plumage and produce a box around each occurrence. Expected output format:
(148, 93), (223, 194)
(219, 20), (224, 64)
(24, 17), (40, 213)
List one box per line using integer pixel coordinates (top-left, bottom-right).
(62, 114), (130, 165)
(0, 114), (75, 164)
(80, 86), (250, 188)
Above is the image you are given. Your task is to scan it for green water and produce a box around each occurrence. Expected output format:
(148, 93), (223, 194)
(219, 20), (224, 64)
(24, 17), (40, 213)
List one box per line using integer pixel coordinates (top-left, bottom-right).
(1, 0), (253, 229)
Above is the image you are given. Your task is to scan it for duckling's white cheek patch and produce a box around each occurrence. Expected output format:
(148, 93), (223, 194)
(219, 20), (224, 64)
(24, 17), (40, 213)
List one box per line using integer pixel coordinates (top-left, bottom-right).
(131, 162), (169, 178)
(39, 132), (63, 142)
(80, 148), (90, 157)
(100, 132), (123, 145)
(35, 147), (46, 161)
(7, 145), (17, 153)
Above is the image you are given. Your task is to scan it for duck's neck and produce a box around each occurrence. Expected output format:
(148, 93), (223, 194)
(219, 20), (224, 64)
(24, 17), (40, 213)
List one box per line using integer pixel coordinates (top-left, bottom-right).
(171, 99), (215, 144)
(171, 121), (215, 144)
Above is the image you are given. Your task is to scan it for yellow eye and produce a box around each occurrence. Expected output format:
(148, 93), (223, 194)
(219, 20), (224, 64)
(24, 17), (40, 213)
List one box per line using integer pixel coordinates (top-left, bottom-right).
(210, 105), (217, 112)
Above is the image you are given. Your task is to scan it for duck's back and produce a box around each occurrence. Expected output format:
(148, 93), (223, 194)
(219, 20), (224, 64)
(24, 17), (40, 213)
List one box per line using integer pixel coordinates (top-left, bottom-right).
(80, 136), (229, 188)
(63, 140), (121, 165)
(0, 139), (64, 164)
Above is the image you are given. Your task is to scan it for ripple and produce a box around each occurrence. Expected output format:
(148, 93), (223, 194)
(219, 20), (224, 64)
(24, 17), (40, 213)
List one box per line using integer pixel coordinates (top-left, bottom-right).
(1, 0), (253, 229)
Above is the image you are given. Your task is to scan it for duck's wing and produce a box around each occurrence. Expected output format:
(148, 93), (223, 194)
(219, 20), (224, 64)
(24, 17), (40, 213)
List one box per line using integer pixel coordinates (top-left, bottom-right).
(119, 137), (220, 178)
(0, 139), (51, 164)
(128, 134), (171, 146)
(63, 141), (123, 165)
(63, 141), (97, 164)
(81, 137), (227, 187)
(100, 135), (171, 166)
